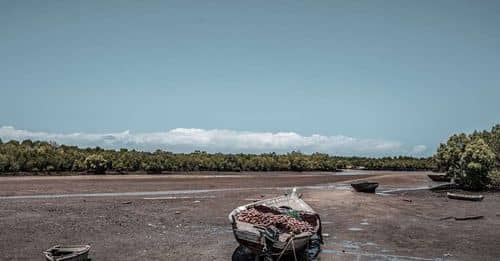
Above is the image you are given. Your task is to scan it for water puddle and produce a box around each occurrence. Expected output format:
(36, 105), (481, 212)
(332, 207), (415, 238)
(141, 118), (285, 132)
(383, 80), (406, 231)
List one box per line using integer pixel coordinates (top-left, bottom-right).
(376, 186), (432, 196)
(348, 227), (363, 231)
(0, 181), (438, 200)
(0, 183), (355, 200)
(342, 241), (361, 249)
(0, 187), (259, 200)
(143, 195), (216, 200)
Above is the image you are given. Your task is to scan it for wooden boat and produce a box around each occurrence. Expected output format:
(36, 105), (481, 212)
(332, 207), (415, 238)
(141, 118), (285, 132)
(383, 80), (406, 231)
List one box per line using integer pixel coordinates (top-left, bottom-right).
(351, 182), (379, 193)
(447, 192), (484, 201)
(43, 245), (91, 261)
(428, 174), (451, 182)
(228, 188), (322, 259)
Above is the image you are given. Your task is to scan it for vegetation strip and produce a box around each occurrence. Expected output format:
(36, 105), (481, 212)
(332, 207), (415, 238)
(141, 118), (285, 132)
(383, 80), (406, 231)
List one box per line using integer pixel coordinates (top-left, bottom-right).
(0, 139), (433, 174)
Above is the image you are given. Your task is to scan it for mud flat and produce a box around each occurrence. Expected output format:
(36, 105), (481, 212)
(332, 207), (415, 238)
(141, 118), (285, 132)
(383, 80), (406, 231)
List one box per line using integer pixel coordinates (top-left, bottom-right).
(1, 171), (499, 260)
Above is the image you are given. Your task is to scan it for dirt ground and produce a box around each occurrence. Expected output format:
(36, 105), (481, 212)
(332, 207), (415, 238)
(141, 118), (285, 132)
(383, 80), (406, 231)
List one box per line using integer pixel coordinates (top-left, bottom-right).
(0, 171), (499, 261)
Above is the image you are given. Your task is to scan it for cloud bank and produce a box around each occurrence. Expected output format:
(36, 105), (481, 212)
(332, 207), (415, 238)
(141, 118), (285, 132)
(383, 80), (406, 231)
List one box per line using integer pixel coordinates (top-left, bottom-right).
(0, 126), (428, 156)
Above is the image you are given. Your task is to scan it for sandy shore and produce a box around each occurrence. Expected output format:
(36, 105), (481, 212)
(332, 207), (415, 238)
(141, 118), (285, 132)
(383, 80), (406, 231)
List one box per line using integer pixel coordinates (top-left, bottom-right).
(0, 171), (498, 260)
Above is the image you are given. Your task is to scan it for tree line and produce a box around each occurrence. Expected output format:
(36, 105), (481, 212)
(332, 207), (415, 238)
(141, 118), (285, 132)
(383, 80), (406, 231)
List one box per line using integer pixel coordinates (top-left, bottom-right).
(0, 139), (434, 174)
(434, 124), (499, 190)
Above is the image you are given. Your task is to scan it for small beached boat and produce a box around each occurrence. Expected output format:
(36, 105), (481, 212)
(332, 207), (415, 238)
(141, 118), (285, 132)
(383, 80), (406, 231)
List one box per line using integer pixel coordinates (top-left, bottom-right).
(447, 192), (484, 201)
(43, 245), (91, 261)
(428, 174), (451, 182)
(229, 188), (322, 260)
(351, 182), (379, 193)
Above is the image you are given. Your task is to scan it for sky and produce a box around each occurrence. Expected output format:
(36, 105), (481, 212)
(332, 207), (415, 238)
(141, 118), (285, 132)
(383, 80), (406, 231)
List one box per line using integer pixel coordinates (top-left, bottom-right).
(1, 0), (499, 156)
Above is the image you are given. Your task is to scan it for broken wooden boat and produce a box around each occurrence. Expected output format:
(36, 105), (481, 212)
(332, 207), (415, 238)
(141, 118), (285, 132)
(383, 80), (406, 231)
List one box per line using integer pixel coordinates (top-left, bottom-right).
(447, 192), (484, 201)
(351, 181), (379, 193)
(228, 188), (322, 259)
(427, 174), (451, 182)
(43, 245), (91, 261)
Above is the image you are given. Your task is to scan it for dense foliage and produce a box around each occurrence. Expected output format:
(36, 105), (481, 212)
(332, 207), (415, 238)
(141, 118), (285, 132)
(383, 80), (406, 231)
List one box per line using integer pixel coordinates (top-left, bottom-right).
(0, 139), (433, 174)
(434, 124), (500, 190)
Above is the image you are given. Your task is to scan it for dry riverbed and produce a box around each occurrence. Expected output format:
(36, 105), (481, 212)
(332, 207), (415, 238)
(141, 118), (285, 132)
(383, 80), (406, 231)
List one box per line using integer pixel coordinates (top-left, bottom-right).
(0, 171), (499, 260)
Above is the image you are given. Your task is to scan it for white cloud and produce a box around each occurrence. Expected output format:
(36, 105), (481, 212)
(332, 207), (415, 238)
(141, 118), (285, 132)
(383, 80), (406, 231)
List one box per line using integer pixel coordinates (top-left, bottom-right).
(411, 145), (427, 154)
(0, 126), (428, 156)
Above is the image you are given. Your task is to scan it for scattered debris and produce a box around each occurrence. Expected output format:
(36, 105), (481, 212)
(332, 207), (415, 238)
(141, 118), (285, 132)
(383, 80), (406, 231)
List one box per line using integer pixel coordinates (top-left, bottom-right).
(193, 200), (200, 203)
(122, 201), (132, 204)
(322, 233), (330, 237)
(402, 198), (413, 203)
(175, 211), (181, 214)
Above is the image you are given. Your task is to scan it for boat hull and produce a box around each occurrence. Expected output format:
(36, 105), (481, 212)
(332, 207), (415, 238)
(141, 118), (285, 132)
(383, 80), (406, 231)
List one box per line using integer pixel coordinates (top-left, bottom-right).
(447, 192), (484, 201)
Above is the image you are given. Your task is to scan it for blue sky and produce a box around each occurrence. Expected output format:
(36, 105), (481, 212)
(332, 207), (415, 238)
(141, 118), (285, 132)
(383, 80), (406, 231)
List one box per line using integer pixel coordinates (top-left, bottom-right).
(1, 1), (499, 156)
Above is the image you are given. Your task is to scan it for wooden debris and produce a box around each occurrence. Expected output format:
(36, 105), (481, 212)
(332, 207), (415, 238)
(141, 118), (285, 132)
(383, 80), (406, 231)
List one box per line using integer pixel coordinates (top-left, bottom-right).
(439, 215), (484, 221)
(454, 215), (484, 221)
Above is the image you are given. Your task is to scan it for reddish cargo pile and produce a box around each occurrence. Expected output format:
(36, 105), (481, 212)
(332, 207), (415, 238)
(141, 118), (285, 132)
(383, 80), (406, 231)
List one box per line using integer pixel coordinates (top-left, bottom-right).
(237, 207), (313, 234)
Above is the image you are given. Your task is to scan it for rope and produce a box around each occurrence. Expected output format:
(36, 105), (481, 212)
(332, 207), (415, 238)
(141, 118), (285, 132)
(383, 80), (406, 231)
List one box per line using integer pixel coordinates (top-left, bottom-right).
(276, 235), (297, 261)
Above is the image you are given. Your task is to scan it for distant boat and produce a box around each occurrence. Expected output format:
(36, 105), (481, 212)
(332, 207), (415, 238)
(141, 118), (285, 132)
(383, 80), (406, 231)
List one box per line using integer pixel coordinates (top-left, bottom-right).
(351, 182), (379, 193)
(447, 192), (484, 202)
(428, 174), (451, 182)
(43, 245), (90, 261)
